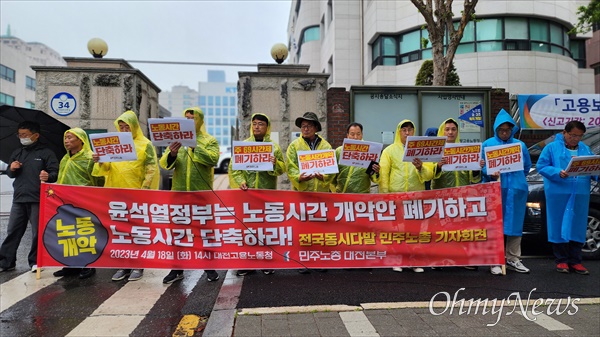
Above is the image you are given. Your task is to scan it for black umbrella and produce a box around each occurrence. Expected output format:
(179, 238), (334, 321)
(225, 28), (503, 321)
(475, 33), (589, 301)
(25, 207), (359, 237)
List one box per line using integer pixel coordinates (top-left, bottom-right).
(0, 105), (71, 164)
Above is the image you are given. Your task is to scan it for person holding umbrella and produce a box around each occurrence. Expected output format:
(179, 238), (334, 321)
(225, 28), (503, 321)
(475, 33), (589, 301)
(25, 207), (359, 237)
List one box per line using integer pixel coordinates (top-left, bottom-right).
(52, 128), (105, 279)
(92, 110), (160, 282)
(0, 121), (59, 272)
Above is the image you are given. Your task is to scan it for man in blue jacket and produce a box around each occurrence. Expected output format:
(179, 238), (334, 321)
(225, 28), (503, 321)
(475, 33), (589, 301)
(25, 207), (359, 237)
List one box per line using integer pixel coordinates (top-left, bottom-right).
(481, 109), (532, 275)
(536, 121), (597, 275)
(0, 121), (59, 272)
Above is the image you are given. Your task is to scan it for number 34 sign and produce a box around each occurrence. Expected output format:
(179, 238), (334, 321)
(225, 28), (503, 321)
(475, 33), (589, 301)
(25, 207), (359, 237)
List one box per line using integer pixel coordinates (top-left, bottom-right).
(51, 92), (77, 116)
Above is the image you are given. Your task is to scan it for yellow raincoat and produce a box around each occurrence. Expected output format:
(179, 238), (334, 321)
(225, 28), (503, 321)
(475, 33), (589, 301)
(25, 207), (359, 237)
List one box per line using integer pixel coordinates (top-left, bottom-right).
(379, 119), (433, 193)
(159, 107), (219, 191)
(430, 118), (481, 189)
(286, 134), (334, 192)
(228, 113), (286, 190)
(57, 128), (104, 187)
(92, 110), (159, 189)
(332, 144), (379, 193)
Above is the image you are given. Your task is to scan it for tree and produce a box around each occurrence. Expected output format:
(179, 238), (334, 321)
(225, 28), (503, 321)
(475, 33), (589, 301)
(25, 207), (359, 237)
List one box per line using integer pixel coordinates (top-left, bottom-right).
(570, 0), (600, 34)
(410, 0), (478, 86)
(415, 60), (460, 86)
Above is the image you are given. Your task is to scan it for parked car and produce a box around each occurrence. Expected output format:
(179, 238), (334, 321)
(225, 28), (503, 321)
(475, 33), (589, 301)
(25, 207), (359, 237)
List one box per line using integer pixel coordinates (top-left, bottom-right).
(524, 128), (600, 259)
(215, 146), (231, 173)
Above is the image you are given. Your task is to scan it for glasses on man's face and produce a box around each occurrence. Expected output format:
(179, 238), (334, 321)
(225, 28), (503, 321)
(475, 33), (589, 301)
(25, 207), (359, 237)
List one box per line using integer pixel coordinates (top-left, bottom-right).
(496, 127), (513, 134)
(567, 133), (584, 139)
(300, 124), (315, 130)
(252, 122), (267, 128)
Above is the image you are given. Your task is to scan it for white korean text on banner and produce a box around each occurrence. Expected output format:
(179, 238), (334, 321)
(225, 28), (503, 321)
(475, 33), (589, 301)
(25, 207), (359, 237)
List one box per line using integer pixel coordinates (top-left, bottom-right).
(148, 118), (196, 147)
(339, 139), (383, 168)
(232, 141), (274, 171)
(518, 94), (600, 130)
(484, 143), (523, 175)
(442, 143), (482, 171)
(90, 132), (137, 163)
(298, 150), (339, 175)
(402, 136), (446, 163)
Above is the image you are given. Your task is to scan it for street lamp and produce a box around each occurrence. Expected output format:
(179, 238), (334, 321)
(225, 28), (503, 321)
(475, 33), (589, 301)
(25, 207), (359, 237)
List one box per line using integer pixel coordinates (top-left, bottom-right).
(87, 38), (108, 58)
(270, 43), (288, 64)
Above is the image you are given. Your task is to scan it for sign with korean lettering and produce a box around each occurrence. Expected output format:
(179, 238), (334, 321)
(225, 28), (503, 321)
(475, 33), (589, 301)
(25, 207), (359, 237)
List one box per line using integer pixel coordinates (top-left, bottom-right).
(442, 143), (482, 171)
(518, 94), (600, 130)
(339, 139), (383, 168)
(38, 182), (505, 270)
(402, 136), (446, 163)
(565, 155), (600, 177)
(484, 143), (523, 175)
(148, 118), (196, 147)
(298, 150), (339, 175)
(89, 132), (137, 162)
(232, 141), (274, 171)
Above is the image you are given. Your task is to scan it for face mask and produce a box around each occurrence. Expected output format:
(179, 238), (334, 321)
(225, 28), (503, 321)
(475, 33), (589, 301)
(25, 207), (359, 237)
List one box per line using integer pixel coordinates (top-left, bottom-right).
(20, 137), (34, 146)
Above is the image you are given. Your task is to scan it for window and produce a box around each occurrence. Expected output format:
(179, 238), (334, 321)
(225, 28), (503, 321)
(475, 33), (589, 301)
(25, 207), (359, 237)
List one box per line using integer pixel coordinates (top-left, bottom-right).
(199, 96), (206, 106)
(230, 108), (236, 116)
(0, 92), (15, 106)
(207, 117), (214, 126)
(222, 96), (228, 106)
(298, 25), (320, 58)
(26, 76), (36, 91)
(505, 18), (528, 39)
(0, 64), (15, 83)
(215, 96), (221, 106)
(570, 40), (586, 68)
(229, 97), (235, 106)
(372, 36), (397, 67)
(25, 101), (35, 109)
(208, 107), (214, 116)
(216, 108), (221, 116)
(208, 96), (214, 105)
(476, 19), (502, 41)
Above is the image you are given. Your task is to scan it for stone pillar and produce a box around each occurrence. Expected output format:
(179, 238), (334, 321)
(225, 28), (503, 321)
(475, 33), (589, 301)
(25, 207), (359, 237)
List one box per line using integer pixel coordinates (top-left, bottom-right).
(326, 87), (351, 148)
(237, 64), (329, 190)
(33, 58), (160, 136)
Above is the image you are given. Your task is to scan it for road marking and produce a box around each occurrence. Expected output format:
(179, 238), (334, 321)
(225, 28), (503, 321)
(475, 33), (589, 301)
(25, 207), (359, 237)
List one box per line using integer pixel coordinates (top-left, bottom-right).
(517, 312), (573, 331)
(0, 269), (59, 312)
(339, 311), (380, 337)
(66, 269), (169, 337)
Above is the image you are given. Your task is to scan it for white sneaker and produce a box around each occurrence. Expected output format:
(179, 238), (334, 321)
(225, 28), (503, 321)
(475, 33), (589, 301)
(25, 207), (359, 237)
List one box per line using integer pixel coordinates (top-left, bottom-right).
(31, 265), (42, 273)
(490, 266), (502, 275)
(392, 267), (403, 272)
(506, 260), (530, 273)
(412, 267), (425, 273)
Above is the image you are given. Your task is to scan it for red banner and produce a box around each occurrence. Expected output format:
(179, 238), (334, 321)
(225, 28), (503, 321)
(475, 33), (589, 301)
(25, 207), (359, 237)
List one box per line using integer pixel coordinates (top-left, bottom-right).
(38, 182), (504, 270)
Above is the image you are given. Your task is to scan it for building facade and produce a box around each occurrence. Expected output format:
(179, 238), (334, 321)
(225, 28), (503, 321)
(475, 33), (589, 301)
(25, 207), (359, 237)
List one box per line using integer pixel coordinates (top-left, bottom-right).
(0, 34), (66, 108)
(287, 0), (596, 94)
(159, 70), (238, 147)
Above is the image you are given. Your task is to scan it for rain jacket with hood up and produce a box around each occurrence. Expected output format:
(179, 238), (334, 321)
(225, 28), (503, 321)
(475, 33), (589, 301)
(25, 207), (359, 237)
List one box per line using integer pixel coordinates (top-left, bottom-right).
(57, 128), (104, 187)
(431, 118), (481, 189)
(379, 119), (434, 193)
(286, 132), (334, 192)
(537, 132), (597, 243)
(228, 113), (285, 190)
(159, 107), (219, 191)
(481, 109), (532, 236)
(92, 110), (159, 190)
(332, 141), (379, 193)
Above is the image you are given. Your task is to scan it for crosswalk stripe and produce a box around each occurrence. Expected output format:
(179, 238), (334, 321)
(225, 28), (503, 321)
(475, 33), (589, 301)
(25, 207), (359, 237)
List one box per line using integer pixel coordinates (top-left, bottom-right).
(0, 268), (58, 312)
(517, 311), (573, 331)
(66, 269), (170, 337)
(339, 311), (381, 337)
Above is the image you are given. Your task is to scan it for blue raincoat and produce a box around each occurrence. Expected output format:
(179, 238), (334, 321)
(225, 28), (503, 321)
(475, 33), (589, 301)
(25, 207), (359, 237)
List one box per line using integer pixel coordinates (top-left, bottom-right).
(536, 133), (597, 243)
(481, 109), (532, 236)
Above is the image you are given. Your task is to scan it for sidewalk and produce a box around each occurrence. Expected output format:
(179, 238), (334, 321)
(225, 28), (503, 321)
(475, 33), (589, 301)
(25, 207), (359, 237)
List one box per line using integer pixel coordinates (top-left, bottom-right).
(231, 301), (600, 336)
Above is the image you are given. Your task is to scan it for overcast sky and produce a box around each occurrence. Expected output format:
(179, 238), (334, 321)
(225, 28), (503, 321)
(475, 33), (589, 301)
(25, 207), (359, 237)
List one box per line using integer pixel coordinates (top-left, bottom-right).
(1, 0), (292, 92)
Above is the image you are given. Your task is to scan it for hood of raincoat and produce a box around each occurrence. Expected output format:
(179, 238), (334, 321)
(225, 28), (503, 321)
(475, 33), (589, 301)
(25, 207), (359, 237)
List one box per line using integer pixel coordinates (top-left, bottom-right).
(115, 110), (144, 140)
(183, 107), (207, 135)
(492, 109), (518, 142)
(249, 113), (273, 142)
(437, 118), (460, 142)
(393, 119), (416, 145)
(63, 127), (92, 154)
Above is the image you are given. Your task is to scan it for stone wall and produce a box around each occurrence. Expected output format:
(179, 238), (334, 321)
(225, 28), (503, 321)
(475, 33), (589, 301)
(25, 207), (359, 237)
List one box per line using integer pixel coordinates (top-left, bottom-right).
(237, 64), (329, 190)
(33, 58), (160, 136)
